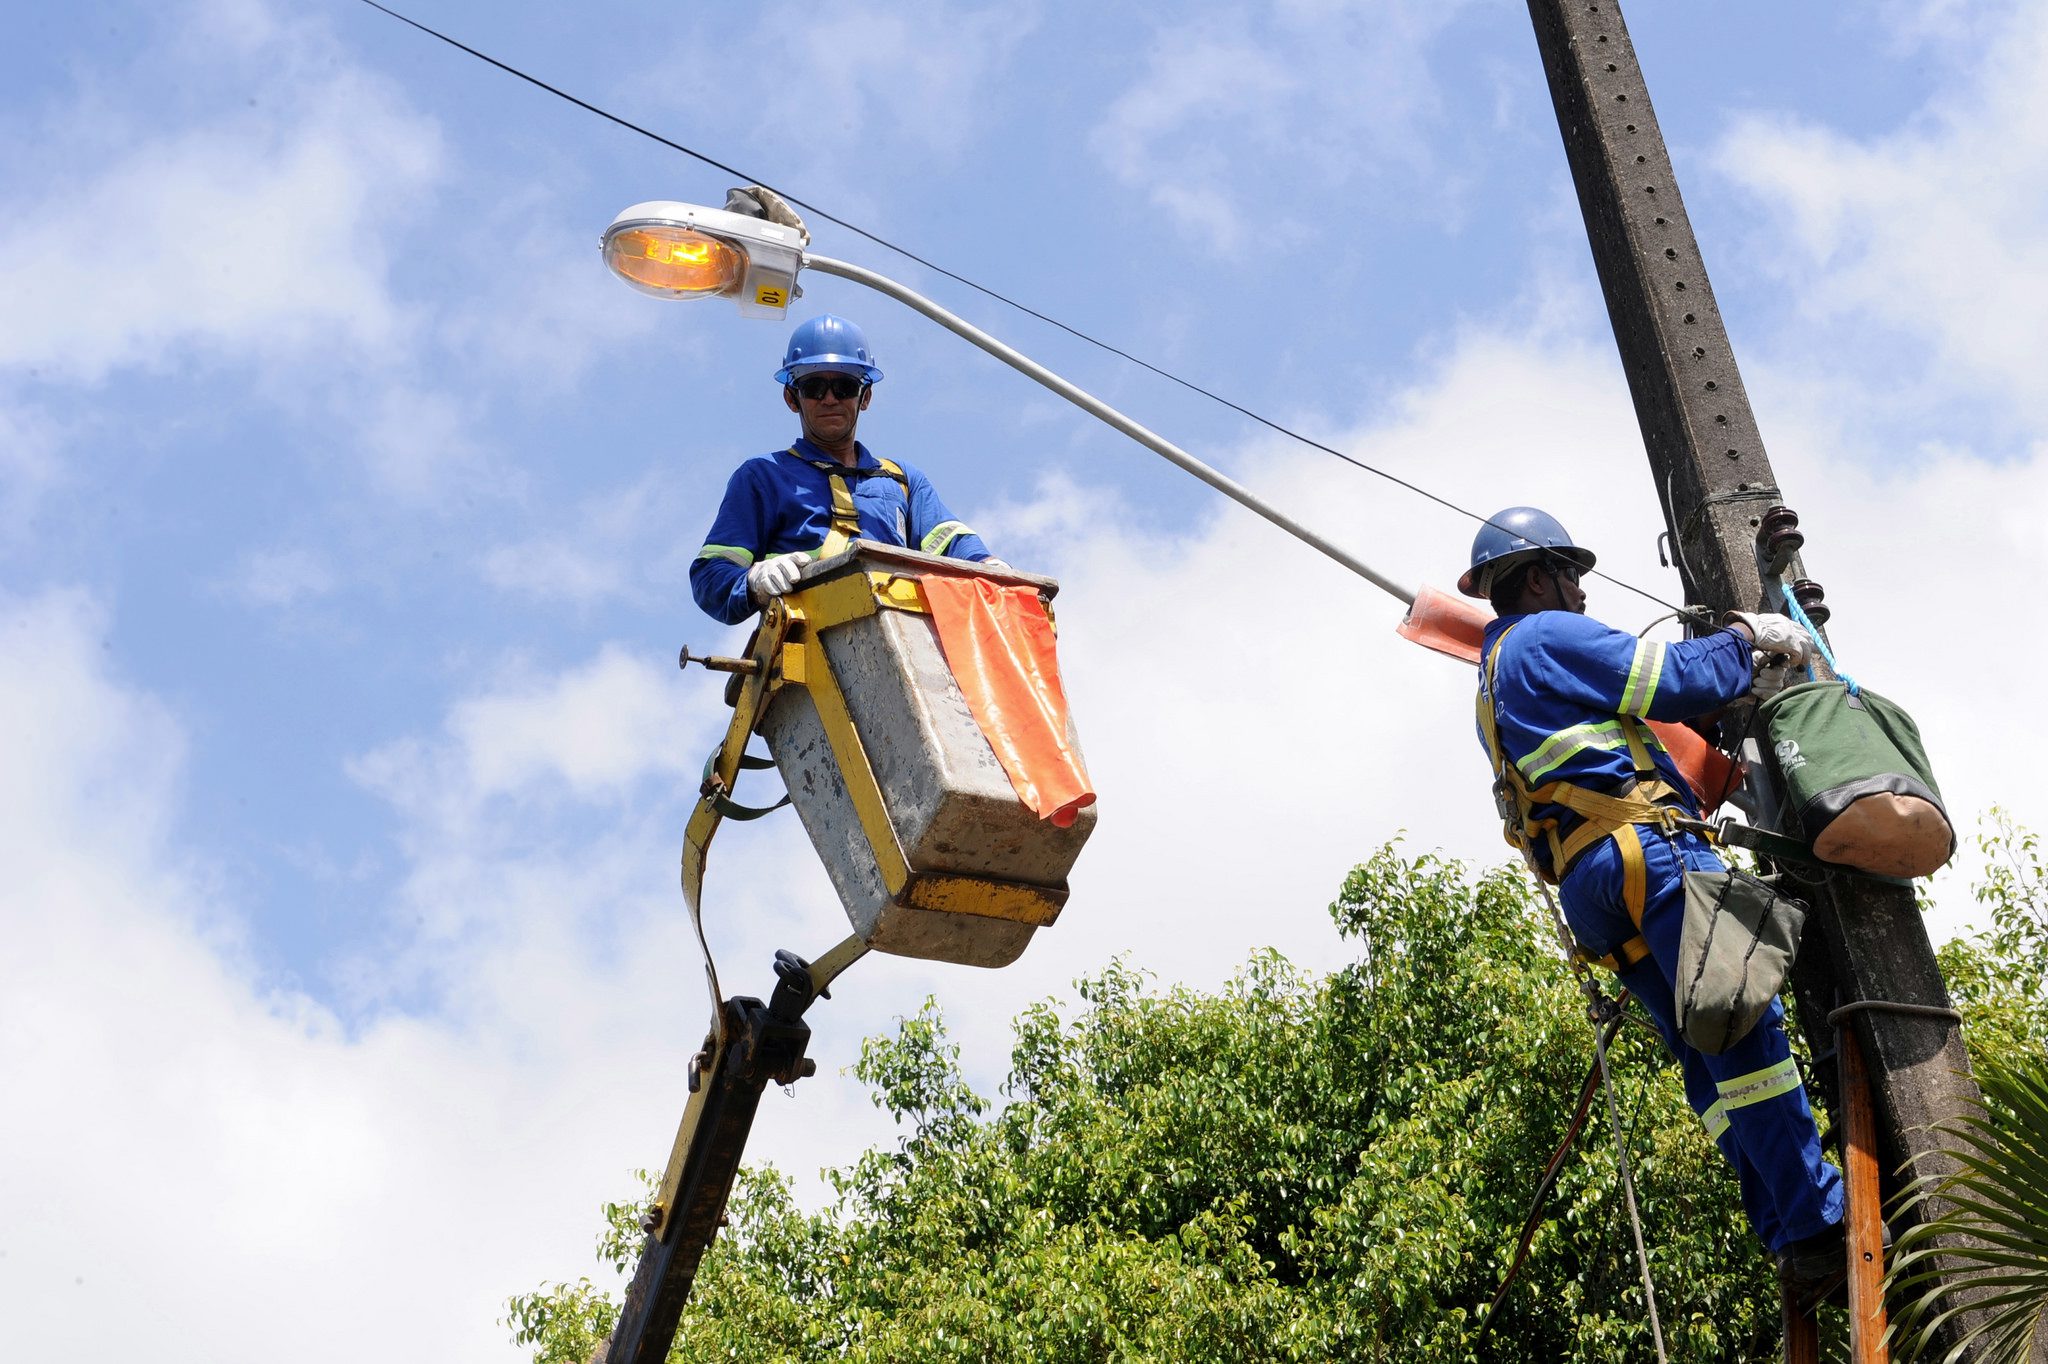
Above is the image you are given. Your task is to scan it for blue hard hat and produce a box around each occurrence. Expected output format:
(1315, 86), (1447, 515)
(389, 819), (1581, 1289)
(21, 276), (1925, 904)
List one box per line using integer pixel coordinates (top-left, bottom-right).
(1458, 506), (1598, 598)
(773, 314), (883, 386)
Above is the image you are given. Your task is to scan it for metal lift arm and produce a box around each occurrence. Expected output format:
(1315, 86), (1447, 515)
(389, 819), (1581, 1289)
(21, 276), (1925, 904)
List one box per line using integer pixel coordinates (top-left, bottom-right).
(600, 941), (865, 1364)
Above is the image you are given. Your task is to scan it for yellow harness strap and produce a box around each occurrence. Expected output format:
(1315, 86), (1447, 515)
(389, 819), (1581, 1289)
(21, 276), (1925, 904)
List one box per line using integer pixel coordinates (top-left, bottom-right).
(1479, 626), (1686, 974)
(806, 451), (908, 560)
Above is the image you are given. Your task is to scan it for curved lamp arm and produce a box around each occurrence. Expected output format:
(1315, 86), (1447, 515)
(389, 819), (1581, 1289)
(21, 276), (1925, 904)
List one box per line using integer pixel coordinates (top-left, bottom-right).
(802, 253), (1417, 607)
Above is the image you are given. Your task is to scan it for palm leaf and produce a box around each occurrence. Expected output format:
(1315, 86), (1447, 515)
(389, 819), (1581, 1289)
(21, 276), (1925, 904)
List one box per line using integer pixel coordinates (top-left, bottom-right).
(1885, 1052), (2048, 1364)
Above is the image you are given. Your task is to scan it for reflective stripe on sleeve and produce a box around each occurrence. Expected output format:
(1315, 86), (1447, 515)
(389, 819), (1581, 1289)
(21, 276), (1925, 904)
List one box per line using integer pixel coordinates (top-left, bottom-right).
(1700, 1099), (1731, 1142)
(697, 544), (755, 567)
(1716, 1058), (1801, 1111)
(1619, 640), (1668, 718)
(920, 520), (971, 554)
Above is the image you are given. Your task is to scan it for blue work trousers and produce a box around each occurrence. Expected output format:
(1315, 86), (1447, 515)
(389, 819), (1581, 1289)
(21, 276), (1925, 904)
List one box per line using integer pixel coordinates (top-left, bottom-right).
(1563, 828), (1844, 1254)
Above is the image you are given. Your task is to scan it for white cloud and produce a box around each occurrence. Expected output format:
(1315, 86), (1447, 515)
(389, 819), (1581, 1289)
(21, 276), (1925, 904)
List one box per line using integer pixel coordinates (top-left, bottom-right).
(356, 385), (497, 507)
(434, 222), (666, 396)
(1713, 1), (2048, 427)
(0, 400), (63, 535)
(0, 68), (439, 383)
(0, 586), (898, 1362)
(449, 646), (689, 801)
(350, 644), (690, 846)
(762, 6), (1037, 163)
(480, 475), (692, 607)
(620, 1), (1039, 217)
(1090, 0), (1474, 242)
(228, 546), (336, 608)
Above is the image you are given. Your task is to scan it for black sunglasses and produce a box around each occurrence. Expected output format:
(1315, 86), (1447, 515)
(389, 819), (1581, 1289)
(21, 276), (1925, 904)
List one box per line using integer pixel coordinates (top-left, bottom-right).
(793, 375), (865, 402)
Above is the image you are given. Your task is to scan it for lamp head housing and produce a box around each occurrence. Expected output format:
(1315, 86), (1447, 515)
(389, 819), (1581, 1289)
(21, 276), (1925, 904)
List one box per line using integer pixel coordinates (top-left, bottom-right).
(601, 200), (804, 318)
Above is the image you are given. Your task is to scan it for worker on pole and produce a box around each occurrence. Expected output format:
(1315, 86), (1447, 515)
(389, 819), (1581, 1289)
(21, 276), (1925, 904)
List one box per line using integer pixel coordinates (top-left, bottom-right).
(1464, 506), (1851, 1290)
(690, 314), (1005, 624)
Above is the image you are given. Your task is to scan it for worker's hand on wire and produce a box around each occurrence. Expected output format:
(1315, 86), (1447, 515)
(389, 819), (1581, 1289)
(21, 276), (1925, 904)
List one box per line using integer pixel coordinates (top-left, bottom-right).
(1725, 611), (1812, 663)
(746, 554), (808, 605)
(1749, 656), (1797, 702)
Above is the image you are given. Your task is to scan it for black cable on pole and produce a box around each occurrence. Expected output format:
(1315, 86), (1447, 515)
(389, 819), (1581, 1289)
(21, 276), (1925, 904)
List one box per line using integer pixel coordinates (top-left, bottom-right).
(354, 0), (1688, 616)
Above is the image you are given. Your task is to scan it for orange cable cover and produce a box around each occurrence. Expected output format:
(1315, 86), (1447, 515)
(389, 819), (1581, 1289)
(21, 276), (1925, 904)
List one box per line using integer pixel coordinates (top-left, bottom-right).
(920, 576), (1096, 827)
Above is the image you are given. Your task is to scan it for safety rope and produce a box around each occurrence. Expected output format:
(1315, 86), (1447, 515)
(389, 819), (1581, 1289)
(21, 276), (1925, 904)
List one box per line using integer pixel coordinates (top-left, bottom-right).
(1780, 588), (1858, 696)
(1525, 872), (1672, 1364)
(1474, 994), (1631, 1344)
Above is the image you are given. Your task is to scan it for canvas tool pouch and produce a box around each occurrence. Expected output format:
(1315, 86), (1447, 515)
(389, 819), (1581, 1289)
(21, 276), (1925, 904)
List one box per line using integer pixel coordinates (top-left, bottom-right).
(1675, 869), (1807, 1054)
(1758, 681), (1955, 878)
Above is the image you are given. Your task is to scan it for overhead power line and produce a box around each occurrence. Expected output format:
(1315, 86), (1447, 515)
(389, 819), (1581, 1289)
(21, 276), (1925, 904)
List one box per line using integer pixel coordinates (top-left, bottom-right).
(353, 0), (1687, 616)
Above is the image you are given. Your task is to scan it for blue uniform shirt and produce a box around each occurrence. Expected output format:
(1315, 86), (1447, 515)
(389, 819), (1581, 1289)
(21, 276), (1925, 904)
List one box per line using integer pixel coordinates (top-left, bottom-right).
(690, 438), (994, 624)
(1478, 610), (1752, 874)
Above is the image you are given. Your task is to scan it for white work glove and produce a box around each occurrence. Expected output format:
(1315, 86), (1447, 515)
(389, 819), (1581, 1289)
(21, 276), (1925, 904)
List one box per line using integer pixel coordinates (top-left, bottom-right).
(1725, 611), (1812, 663)
(745, 554), (807, 605)
(977, 557), (1010, 571)
(1749, 656), (1797, 702)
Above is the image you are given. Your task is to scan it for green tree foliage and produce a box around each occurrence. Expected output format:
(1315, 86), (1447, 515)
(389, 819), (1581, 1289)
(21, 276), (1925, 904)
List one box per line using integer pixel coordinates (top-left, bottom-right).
(1934, 809), (2048, 1071)
(1887, 810), (2048, 1364)
(512, 845), (1793, 1361)
(1886, 1053), (2048, 1364)
(512, 827), (2048, 1362)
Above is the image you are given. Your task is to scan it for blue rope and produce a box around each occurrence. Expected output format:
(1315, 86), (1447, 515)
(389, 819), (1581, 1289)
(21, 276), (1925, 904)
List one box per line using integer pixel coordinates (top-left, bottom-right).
(1780, 589), (1858, 696)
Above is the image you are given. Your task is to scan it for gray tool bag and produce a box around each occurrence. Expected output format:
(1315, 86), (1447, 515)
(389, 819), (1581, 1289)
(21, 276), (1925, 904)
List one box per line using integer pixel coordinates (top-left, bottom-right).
(1674, 868), (1808, 1054)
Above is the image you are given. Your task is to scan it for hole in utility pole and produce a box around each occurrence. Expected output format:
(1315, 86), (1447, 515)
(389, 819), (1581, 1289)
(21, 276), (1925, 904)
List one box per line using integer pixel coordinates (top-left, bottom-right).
(1673, 280), (1686, 290)
(1691, 346), (1705, 357)
(1616, 93), (1628, 102)
(1704, 381), (1718, 391)
(1714, 414), (1729, 425)
(1608, 64), (1619, 72)
(1626, 124), (1638, 133)
(1684, 313), (1697, 323)
(1726, 448), (1740, 460)
(1667, 249), (1679, 260)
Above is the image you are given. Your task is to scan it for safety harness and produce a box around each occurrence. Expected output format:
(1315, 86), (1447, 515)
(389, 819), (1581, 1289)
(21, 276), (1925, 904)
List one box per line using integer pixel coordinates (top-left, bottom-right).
(801, 448), (910, 560)
(1477, 623), (1693, 972)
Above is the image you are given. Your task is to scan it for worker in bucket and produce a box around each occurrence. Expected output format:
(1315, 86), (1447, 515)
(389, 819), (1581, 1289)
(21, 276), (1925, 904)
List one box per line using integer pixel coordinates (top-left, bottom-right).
(1464, 506), (1852, 1294)
(690, 314), (1004, 625)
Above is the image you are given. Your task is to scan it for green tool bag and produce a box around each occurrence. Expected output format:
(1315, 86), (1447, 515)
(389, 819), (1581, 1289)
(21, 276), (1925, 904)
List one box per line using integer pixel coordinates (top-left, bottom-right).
(1675, 868), (1807, 1054)
(1758, 681), (1955, 879)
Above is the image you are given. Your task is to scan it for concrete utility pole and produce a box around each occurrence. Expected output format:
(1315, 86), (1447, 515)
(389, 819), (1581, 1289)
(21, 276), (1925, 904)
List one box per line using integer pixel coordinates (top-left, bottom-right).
(1521, 1), (1993, 1353)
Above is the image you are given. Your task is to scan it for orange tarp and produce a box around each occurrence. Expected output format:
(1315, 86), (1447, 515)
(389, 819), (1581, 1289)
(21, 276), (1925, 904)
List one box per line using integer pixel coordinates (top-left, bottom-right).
(921, 576), (1096, 827)
(1397, 584), (1738, 815)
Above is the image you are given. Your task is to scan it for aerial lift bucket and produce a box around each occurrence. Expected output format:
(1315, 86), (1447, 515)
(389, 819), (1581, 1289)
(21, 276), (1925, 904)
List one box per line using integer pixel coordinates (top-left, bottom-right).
(754, 541), (1096, 968)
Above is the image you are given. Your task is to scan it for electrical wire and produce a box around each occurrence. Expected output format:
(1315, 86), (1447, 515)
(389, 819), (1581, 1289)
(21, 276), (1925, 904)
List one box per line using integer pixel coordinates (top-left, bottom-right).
(354, 0), (1691, 616)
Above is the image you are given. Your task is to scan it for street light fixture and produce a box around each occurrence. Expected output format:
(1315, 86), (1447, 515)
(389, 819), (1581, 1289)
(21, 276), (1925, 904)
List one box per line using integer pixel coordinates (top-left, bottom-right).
(600, 199), (1414, 603)
(602, 200), (803, 317)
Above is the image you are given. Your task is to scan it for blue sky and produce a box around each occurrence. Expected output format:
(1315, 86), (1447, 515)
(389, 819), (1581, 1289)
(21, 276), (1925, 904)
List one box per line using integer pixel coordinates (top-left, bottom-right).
(5, 1), (2044, 1358)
